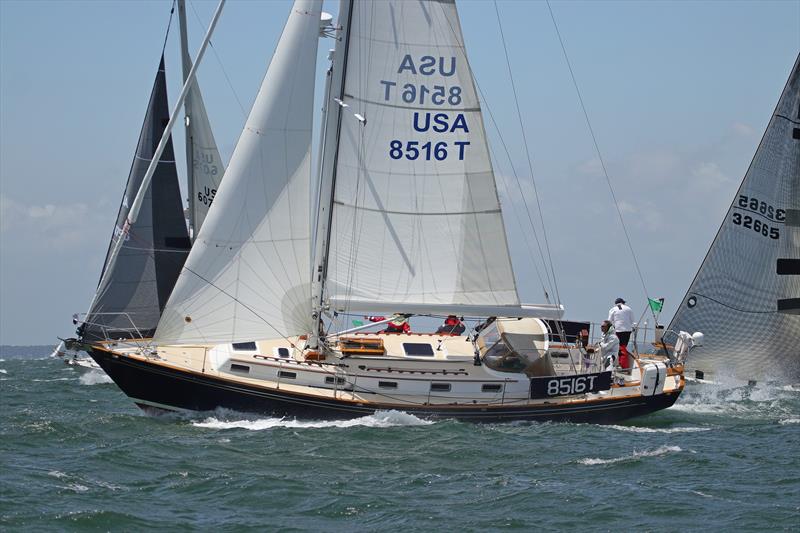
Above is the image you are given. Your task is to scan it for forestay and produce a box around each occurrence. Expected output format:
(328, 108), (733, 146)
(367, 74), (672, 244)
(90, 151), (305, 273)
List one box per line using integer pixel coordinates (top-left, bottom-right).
(669, 54), (800, 377)
(155, 0), (322, 344)
(324, 0), (521, 313)
(83, 56), (191, 341)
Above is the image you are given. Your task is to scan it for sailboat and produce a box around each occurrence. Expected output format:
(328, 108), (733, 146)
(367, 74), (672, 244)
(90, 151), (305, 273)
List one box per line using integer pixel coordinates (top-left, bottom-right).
(81, 0), (693, 423)
(60, 1), (225, 368)
(667, 53), (800, 381)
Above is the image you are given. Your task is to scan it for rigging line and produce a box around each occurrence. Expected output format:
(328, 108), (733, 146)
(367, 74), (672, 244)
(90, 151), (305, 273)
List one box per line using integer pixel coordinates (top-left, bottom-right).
(177, 261), (300, 349)
(486, 134), (548, 292)
(118, 225), (300, 350)
(187, 0), (247, 118)
(493, 0), (562, 307)
(439, 6), (557, 302)
(480, 90), (553, 297)
(545, 0), (655, 317)
(161, 0), (177, 55)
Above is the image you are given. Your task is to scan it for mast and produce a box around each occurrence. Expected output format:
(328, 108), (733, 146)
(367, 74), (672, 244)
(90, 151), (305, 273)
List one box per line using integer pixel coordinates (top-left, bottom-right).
(308, 0), (354, 350)
(177, 0), (196, 239)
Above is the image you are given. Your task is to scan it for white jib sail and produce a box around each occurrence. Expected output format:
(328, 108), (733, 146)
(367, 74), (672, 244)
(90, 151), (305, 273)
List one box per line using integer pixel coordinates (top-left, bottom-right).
(155, 0), (322, 345)
(325, 0), (521, 313)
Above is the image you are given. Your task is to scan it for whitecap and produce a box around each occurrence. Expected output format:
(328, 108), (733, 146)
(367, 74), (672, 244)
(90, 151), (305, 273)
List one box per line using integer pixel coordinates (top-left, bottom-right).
(0, 369), (7, 374)
(606, 424), (711, 434)
(578, 445), (682, 465)
(192, 409), (433, 431)
(779, 418), (800, 425)
(48, 470), (68, 479)
(79, 371), (113, 385)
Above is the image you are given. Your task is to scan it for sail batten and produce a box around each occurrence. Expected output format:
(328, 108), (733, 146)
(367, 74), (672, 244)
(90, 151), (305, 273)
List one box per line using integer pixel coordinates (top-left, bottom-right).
(154, 0), (323, 345)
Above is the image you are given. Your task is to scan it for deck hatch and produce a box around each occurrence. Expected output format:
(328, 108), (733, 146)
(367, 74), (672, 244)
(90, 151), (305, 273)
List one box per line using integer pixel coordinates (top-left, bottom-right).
(232, 342), (257, 351)
(402, 343), (435, 356)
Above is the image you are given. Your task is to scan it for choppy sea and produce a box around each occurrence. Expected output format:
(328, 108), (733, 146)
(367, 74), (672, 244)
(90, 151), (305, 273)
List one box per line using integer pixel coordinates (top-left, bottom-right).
(1, 352), (798, 531)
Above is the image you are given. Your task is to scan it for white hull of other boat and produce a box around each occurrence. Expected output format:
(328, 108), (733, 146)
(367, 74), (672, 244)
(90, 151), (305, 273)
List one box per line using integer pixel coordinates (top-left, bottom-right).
(52, 340), (102, 370)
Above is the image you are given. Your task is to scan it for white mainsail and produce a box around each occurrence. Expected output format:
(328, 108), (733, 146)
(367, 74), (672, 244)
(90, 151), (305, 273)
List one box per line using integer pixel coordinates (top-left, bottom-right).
(154, 0), (323, 344)
(322, 0), (523, 315)
(669, 54), (800, 377)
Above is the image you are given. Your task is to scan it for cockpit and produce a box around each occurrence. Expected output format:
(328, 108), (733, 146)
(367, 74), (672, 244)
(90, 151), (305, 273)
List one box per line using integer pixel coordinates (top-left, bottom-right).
(476, 317), (554, 377)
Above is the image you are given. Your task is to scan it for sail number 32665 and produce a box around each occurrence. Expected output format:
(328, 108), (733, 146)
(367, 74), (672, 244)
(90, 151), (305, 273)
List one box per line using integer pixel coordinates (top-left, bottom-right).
(732, 194), (784, 240)
(732, 212), (779, 239)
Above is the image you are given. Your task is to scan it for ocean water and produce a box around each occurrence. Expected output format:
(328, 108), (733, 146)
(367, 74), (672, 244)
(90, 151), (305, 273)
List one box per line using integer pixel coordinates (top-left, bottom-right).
(1, 354), (798, 531)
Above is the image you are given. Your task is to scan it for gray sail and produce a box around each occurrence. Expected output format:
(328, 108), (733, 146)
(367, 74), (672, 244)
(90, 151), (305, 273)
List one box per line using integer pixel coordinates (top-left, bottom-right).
(668, 53), (800, 379)
(83, 55), (191, 341)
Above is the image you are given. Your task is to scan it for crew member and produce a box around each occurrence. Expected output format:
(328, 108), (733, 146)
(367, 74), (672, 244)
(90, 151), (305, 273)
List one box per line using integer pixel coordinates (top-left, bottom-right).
(436, 315), (465, 335)
(366, 314), (411, 334)
(608, 297), (634, 347)
(587, 320), (619, 371)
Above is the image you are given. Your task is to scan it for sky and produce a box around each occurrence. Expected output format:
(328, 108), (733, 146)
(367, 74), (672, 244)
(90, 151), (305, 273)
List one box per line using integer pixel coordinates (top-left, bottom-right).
(0, 0), (798, 345)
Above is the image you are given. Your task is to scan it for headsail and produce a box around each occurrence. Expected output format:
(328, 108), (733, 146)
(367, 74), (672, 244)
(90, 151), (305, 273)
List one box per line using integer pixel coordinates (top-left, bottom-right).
(83, 55), (191, 341)
(669, 53), (800, 378)
(178, 0), (225, 237)
(154, 0), (323, 345)
(322, 0), (522, 314)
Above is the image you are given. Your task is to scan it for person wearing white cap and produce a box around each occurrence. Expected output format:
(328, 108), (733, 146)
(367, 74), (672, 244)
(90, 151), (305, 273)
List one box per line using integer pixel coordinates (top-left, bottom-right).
(608, 297), (634, 348)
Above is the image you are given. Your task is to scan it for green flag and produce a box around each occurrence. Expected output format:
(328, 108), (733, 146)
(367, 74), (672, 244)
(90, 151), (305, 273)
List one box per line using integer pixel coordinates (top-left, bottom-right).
(352, 319), (364, 327)
(648, 298), (664, 313)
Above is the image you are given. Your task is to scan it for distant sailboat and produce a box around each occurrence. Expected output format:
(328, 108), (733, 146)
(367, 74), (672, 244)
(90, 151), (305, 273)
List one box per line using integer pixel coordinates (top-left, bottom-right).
(80, 53), (191, 343)
(84, 0), (691, 423)
(668, 53), (800, 380)
(62, 2), (225, 367)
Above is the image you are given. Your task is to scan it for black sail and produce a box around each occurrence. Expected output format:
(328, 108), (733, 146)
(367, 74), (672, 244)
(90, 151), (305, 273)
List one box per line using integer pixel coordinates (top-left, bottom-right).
(83, 55), (190, 341)
(668, 53), (800, 379)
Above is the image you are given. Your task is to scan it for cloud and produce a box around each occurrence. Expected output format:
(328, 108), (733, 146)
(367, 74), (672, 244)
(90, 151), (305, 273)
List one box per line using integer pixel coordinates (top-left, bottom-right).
(689, 161), (730, 192)
(0, 194), (108, 252)
(732, 121), (756, 137)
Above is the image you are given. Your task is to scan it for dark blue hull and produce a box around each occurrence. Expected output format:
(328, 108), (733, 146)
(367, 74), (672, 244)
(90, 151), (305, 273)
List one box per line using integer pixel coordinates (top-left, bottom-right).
(89, 345), (681, 423)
